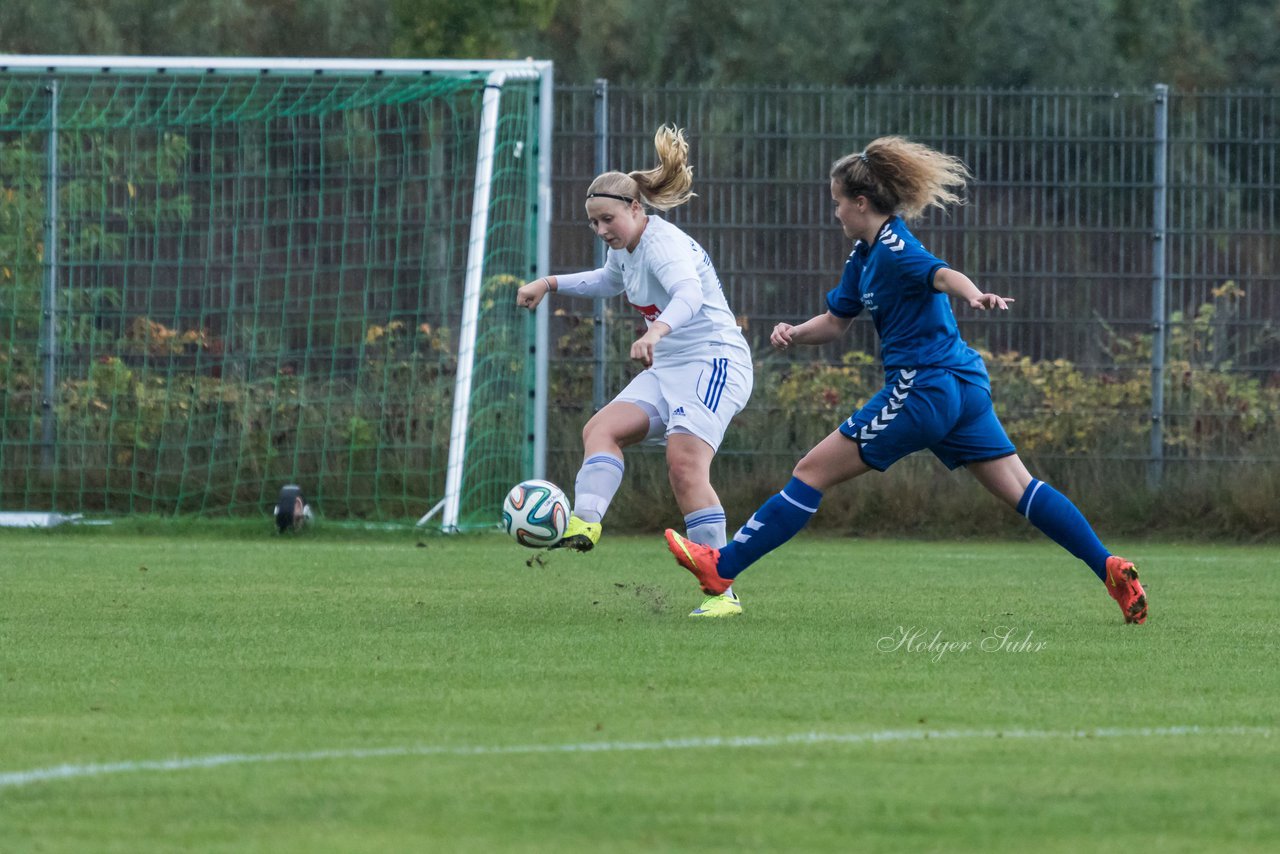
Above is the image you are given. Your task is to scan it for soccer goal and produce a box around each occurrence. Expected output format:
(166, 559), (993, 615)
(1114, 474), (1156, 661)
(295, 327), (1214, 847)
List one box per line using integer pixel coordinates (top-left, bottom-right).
(0, 55), (552, 531)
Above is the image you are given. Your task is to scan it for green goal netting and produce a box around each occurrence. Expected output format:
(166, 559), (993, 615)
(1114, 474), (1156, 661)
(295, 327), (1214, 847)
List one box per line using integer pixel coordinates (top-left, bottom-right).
(0, 57), (551, 528)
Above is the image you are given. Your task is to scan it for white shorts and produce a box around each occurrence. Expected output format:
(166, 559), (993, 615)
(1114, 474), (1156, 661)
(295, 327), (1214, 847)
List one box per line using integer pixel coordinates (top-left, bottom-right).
(614, 349), (753, 452)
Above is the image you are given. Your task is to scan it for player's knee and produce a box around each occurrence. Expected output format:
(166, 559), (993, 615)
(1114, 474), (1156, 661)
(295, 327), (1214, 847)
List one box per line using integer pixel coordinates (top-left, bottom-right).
(792, 455), (820, 484)
(582, 417), (616, 450)
(666, 458), (706, 496)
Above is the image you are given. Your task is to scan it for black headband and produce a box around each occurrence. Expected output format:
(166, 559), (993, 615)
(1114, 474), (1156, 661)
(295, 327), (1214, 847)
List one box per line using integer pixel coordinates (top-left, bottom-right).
(586, 192), (635, 204)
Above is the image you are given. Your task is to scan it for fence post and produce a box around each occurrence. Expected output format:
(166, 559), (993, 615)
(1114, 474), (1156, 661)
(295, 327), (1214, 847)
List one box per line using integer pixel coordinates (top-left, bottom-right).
(40, 79), (60, 473)
(592, 78), (609, 412)
(1149, 83), (1169, 489)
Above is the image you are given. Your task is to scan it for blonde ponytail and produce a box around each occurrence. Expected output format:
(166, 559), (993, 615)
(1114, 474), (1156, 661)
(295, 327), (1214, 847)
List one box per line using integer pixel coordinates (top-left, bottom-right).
(585, 125), (697, 212)
(629, 125), (696, 211)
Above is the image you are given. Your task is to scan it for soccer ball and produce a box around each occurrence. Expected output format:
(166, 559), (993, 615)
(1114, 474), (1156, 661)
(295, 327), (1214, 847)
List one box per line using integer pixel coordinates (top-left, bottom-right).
(502, 479), (570, 548)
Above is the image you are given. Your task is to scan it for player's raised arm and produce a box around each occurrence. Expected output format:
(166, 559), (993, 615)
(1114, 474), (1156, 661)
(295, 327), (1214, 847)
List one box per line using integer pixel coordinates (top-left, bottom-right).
(933, 268), (1014, 311)
(770, 311), (854, 350)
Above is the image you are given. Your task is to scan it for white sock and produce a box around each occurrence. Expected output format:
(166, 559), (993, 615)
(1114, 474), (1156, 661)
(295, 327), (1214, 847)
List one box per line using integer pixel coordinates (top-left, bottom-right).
(573, 453), (624, 523)
(685, 505), (732, 597)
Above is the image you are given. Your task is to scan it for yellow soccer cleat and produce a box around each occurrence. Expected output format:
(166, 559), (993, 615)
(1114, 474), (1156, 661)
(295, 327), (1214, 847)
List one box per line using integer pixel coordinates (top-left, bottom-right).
(688, 590), (742, 618)
(549, 514), (602, 552)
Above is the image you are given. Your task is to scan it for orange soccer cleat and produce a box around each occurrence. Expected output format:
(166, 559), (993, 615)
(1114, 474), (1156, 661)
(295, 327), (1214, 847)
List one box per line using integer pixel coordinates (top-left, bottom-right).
(664, 529), (734, 595)
(1105, 556), (1148, 625)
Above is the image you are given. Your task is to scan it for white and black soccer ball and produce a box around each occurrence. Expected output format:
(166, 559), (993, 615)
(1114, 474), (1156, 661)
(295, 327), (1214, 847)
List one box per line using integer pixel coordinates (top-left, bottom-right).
(501, 479), (569, 548)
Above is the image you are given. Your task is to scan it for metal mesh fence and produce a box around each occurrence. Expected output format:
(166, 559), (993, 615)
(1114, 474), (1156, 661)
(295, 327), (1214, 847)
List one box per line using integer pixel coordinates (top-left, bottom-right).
(2, 77), (1277, 529)
(547, 85), (1280, 479)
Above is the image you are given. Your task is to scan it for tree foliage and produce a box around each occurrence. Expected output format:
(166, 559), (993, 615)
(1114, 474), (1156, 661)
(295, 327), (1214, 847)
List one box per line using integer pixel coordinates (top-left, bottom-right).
(0, 0), (393, 57)
(0, 0), (551, 60)
(523, 0), (1280, 88)
(2, 0), (1278, 88)
(390, 0), (557, 58)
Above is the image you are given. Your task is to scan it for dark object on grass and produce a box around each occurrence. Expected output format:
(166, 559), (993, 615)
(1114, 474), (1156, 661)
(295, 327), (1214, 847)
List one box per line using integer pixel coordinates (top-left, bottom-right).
(275, 485), (312, 533)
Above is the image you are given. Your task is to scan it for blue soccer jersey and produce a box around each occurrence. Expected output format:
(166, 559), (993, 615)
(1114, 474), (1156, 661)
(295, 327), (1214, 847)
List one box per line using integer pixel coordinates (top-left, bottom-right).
(826, 217), (989, 390)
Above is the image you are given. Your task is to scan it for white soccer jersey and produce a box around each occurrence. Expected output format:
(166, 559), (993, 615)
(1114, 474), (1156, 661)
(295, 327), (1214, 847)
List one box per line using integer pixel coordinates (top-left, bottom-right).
(599, 216), (750, 362)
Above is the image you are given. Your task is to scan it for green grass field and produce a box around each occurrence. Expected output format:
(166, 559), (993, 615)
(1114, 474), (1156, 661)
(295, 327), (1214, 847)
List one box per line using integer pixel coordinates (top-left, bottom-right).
(2, 528), (1277, 852)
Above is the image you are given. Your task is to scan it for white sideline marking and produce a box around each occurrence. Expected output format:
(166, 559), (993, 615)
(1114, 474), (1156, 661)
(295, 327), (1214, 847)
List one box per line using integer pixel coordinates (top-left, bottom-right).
(1, 726), (1270, 790)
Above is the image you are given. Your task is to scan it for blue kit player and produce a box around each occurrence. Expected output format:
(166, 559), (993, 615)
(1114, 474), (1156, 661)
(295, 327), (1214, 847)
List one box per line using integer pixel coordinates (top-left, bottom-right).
(665, 135), (1147, 625)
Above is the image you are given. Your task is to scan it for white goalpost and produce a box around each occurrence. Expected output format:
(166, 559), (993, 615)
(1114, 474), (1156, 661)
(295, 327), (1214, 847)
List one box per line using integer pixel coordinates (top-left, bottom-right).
(413, 61), (555, 531)
(0, 55), (553, 530)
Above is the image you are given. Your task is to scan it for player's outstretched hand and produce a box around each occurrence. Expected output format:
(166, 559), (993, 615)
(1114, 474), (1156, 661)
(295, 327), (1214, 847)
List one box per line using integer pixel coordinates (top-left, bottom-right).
(969, 293), (1014, 311)
(516, 278), (550, 310)
(770, 322), (796, 350)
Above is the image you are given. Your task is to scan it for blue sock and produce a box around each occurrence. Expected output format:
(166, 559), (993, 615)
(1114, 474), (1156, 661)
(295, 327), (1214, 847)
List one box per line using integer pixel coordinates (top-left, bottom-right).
(1017, 479), (1110, 580)
(718, 477), (823, 579)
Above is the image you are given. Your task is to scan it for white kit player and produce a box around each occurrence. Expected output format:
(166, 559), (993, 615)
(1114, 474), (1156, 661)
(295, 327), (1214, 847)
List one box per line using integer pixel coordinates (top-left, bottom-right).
(516, 125), (753, 618)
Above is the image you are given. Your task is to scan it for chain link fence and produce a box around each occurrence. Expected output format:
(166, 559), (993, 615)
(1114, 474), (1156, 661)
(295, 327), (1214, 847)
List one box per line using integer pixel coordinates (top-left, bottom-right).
(3, 78), (1276, 532)
(543, 84), (1279, 534)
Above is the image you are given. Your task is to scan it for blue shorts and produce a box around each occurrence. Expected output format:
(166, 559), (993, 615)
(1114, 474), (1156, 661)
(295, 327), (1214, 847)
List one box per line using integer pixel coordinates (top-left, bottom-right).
(837, 367), (1016, 471)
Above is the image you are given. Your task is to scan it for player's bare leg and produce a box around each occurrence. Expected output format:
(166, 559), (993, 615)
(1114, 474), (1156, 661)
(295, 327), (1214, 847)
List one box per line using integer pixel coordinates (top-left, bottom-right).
(792, 429), (874, 490)
(969, 454), (1146, 624)
(965, 454), (1033, 508)
(552, 402), (651, 551)
(666, 431), (742, 616)
(665, 432), (718, 516)
(668, 429), (872, 606)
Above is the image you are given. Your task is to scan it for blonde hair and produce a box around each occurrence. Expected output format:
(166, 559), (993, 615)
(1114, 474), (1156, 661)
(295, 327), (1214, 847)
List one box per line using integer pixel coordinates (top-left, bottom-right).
(830, 136), (970, 220)
(586, 125), (696, 212)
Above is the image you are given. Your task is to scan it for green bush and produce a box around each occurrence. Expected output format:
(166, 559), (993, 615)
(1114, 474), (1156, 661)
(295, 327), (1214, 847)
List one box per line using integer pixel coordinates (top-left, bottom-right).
(3, 269), (1277, 534)
(544, 287), (1280, 538)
